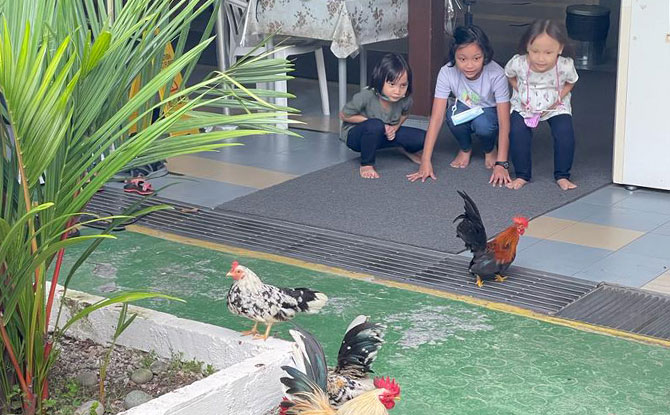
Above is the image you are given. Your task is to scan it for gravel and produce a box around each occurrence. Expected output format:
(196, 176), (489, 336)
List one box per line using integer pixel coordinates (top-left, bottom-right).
(48, 336), (208, 414)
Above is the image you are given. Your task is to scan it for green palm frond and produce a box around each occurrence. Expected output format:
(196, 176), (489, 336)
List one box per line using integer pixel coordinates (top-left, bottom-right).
(0, 0), (298, 411)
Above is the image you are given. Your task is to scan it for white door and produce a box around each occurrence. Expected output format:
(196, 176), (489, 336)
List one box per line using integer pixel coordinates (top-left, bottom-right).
(613, 0), (670, 190)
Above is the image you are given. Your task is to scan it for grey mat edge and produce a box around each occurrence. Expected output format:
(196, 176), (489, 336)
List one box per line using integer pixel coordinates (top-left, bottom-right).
(86, 187), (670, 343)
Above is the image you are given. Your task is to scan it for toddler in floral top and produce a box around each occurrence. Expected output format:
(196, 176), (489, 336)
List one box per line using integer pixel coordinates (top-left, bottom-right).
(505, 19), (579, 191)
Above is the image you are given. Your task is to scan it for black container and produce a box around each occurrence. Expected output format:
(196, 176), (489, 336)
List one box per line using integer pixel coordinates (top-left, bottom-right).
(566, 5), (611, 69)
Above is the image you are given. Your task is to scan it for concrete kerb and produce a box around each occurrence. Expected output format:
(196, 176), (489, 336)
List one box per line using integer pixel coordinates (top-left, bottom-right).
(48, 283), (293, 415)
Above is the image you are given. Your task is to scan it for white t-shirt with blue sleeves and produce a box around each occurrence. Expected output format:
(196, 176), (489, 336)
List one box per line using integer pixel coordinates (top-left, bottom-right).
(434, 61), (510, 108)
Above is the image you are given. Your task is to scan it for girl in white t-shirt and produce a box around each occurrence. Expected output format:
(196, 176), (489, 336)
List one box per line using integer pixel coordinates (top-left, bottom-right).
(505, 20), (579, 191)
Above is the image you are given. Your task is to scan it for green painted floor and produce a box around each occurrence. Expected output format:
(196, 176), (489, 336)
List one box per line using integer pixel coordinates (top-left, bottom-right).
(56, 230), (670, 414)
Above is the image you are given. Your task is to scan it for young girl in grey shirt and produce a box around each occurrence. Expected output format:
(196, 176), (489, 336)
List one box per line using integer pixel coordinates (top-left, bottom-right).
(340, 53), (425, 179)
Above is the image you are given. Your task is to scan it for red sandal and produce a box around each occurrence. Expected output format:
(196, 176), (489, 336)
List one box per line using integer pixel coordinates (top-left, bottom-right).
(123, 177), (154, 195)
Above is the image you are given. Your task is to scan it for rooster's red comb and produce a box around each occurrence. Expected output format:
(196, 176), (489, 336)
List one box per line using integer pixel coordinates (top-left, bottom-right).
(278, 397), (290, 415)
(374, 376), (400, 394)
(513, 216), (529, 228)
(231, 260), (239, 270)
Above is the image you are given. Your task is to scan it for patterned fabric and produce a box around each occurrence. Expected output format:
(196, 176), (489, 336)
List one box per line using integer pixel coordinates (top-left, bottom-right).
(244, 0), (409, 58)
(504, 54), (579, 121)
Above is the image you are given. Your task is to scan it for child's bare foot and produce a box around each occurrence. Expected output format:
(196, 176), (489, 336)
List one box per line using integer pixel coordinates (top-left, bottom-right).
(557, 178), (577, 190)
(484, 150), (498, 169)
(450, 150), (471, 168)
(506, 178), (528, 190)
(359, 165), (380, 179)
(399, 148), (422, 164)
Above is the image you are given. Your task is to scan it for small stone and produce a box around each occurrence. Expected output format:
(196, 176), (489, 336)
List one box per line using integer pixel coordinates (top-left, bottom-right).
(130, 367), (154, 384)
(149, 360), (169, 375)
(74, 400), (104, 415)
(75, 370), (98, 387)
(123, 390), (153, 409)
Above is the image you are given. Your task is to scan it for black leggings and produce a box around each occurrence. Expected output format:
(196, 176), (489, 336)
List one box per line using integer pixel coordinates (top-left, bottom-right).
(509, 111), (575, 181)
(346, 118), (425, 166)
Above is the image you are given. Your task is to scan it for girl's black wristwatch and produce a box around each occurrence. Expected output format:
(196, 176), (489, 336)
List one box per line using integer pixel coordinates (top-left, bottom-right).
(495, 161), (509, 169)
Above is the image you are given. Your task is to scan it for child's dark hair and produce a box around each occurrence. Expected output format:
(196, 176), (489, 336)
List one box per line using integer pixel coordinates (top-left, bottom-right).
(446, 25), (494, 67)
(518, 19), (573, 56)
(369, 53), (412, 96)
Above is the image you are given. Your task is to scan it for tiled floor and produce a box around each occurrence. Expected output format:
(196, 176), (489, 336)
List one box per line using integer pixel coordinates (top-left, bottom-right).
(516, 186), (670, 290)
(138, 77), (670, 296)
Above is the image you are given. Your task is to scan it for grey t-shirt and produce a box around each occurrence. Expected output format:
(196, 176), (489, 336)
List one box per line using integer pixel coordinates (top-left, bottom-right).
(340, 88), (412, 142)
(434, 61), (510, 108)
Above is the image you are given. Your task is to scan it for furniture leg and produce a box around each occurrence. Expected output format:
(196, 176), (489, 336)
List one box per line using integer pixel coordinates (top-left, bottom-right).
(359, 46), (367, 90)
(338, 57), (347, 113)
(314, 47), (330, 115)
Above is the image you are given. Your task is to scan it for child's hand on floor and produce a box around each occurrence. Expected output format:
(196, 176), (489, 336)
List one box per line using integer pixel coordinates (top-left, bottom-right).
(407, 161), (437, 183)
(385, 124), (398, 140)
(489, 166), (511, 187)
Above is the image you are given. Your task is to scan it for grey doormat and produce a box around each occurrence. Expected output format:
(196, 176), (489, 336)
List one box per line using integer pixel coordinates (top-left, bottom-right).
(217, 71), (615, 253)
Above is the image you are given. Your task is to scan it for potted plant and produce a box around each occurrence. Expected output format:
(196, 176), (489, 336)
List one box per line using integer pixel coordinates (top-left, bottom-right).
(0, 0), (295, 413)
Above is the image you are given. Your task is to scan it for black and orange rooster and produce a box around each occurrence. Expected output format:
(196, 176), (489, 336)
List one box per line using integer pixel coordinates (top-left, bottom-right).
(280, 326), (400, 415)
(226, 261), (328, 340)
(454, 191), (529, 288)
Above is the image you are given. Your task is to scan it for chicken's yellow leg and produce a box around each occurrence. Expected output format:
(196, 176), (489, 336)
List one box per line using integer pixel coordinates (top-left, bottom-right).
(254, 323), (274, 341)
(495, 274), (507, 282)
(475, 275), (484, 288)
(241, 322), (258, 336)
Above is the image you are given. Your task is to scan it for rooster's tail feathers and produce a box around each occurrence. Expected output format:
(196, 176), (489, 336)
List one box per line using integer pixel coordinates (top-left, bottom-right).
(286, 327), (329, 392)
(454, 190), (482, 224)
(454, 190), (488, 253)
(336, 315), (385, 374)
(283, 288), (328, 314)
(281, 327), (334, 414)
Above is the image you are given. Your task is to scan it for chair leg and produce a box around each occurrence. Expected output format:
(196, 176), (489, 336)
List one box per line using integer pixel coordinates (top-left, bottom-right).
(359, 46), (367, 91)
(314, 47), (330, 115)
(338, 58), (347, 114)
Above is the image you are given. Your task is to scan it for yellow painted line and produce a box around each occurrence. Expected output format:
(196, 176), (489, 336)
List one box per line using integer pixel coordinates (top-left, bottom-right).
(128, 224), (670, 348)
(167, 155), (296, 189)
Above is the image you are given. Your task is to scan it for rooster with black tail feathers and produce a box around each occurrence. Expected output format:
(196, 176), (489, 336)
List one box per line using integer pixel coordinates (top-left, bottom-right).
(454, 190), (529, 287)
(279, 321), (399, 415)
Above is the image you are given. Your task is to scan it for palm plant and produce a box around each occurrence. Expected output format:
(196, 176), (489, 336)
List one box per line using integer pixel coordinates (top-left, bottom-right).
(0, 0), (297, 413)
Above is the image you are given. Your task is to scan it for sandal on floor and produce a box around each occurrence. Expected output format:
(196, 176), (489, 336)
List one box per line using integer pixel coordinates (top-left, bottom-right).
(123, 177), (154, 195)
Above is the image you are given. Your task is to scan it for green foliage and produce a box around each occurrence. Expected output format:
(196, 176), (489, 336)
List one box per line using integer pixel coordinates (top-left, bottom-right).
(168, 351), (203, 374)
(99, 303), (136, 403)
(139, 350), (159, 370)
(203, 364), (216, 377)
(0, 0), (295, 412)
(42, 379), (84, 415)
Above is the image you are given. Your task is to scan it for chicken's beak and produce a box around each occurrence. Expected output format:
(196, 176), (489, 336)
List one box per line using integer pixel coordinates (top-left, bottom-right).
(226, 271), (233, 278)
(394, 396), (401, 401)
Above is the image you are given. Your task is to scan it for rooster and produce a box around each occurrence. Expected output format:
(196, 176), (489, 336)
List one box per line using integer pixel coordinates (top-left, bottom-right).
(226, 261), (328, 340)
(280, 326), (400, 415)
(325, 316), (385, 406)
(454, 191), (529, 288)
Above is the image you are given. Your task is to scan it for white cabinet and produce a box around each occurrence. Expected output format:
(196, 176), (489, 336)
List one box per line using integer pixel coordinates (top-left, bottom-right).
(613, 0), (670, 190)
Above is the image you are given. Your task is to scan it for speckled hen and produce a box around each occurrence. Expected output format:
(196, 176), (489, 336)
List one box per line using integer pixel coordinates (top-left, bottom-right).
(226, 261), (328, 340)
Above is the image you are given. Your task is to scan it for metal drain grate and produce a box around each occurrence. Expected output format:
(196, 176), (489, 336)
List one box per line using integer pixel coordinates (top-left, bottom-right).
(86, 188), (597, 315)
(556, 284), (670, 340)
